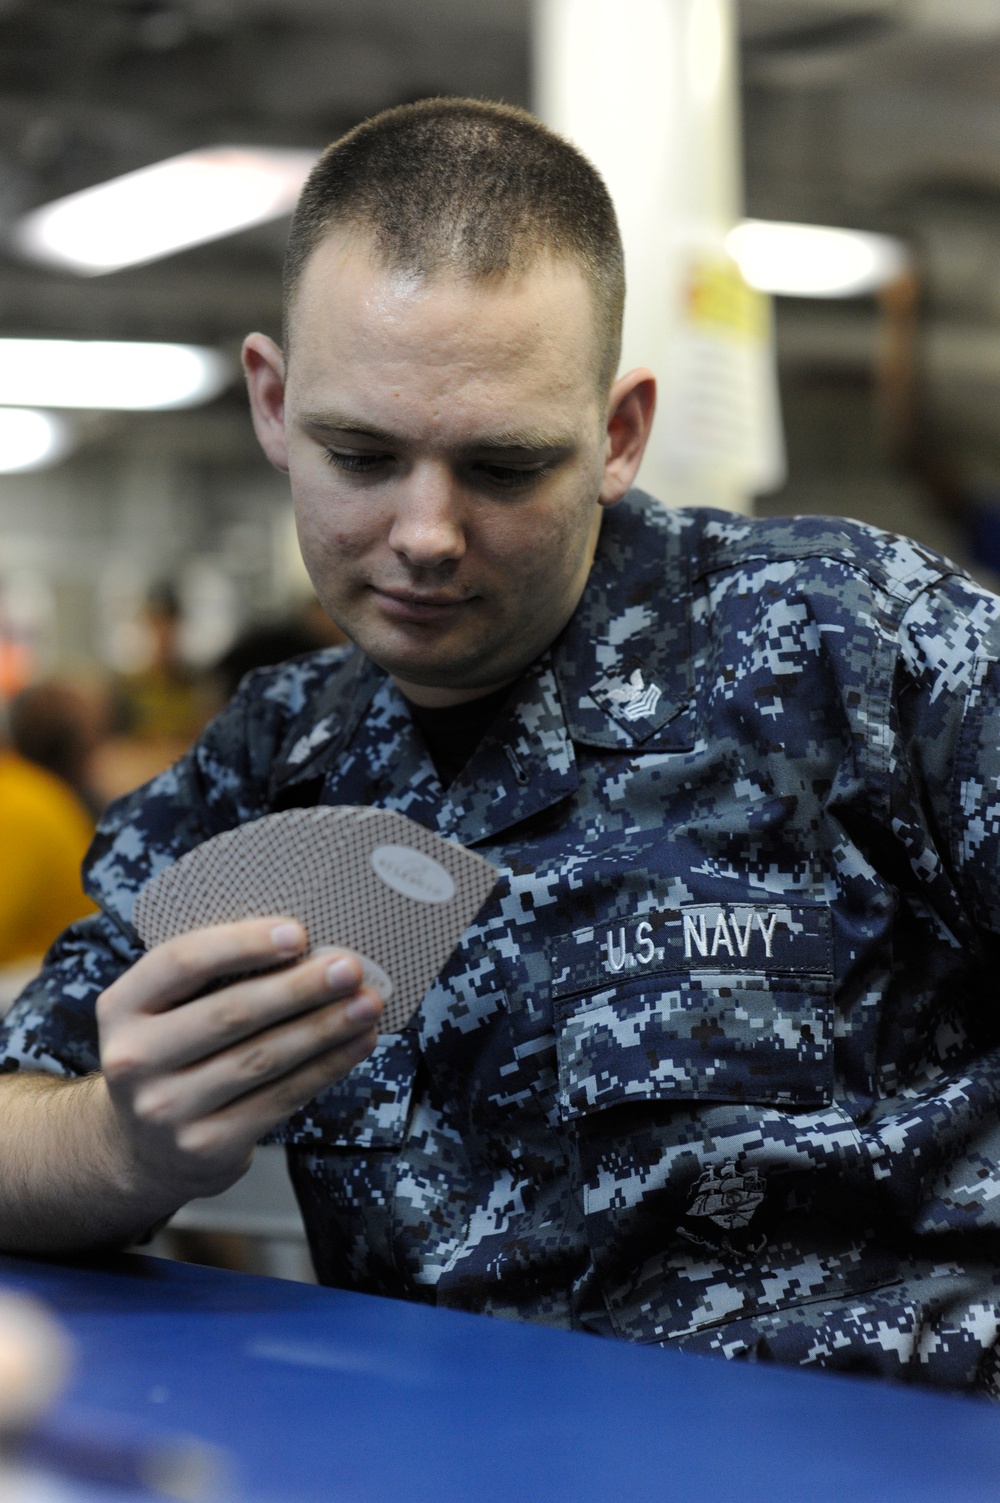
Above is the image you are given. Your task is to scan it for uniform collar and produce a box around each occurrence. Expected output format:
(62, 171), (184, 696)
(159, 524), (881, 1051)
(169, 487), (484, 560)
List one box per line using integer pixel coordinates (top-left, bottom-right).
(271, 654), (579, 847)
(553, 488), (694, 750)
(268, 648), (384, 801)
(435, 654), (577, 844)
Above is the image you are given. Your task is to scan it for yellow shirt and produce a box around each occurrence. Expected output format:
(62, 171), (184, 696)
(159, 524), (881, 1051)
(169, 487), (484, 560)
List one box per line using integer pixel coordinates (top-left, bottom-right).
(0, 751), (96, 967)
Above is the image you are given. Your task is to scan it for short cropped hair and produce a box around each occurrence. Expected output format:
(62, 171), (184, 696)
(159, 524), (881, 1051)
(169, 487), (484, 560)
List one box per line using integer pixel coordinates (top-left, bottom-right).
(283, 98), (625, 390)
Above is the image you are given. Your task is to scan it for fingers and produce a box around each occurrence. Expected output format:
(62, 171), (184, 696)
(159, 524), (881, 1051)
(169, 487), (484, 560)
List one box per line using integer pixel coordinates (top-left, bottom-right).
(130, 981), (382, 1125)
(106, 949), (367, 1078)
(173, 1028), (380, 1157)
(100, 916), (312, 1020)
(95, 918), (384, 1196)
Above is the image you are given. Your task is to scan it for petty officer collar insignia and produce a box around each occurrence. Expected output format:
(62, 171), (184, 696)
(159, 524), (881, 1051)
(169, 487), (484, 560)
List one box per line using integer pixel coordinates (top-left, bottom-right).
(590, 665), (663, 727)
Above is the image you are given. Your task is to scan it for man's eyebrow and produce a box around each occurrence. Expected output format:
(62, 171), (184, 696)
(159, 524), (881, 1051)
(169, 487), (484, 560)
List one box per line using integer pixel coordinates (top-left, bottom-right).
(467, 428), (575, 452)
(301, 413), (574, 452)
(301, 413), (396, 443)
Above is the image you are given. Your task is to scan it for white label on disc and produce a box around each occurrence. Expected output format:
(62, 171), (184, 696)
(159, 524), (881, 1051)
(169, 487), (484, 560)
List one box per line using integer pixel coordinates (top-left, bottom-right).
(370, 844), (455, 904)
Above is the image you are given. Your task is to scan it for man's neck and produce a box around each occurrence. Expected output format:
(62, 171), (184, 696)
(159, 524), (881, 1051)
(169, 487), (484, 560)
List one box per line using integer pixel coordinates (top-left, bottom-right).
(391, 676), (516, 709)
(403, 683), (513, 787)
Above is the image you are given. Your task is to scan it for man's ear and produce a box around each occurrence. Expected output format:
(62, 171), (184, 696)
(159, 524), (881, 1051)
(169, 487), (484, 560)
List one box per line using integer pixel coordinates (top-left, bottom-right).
(598, 367), (656, 507)
(242, 333), (289, 473)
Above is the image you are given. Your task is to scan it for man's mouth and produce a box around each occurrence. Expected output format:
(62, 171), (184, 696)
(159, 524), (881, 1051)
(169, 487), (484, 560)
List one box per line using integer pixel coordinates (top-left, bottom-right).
(370, 586), (473, 624)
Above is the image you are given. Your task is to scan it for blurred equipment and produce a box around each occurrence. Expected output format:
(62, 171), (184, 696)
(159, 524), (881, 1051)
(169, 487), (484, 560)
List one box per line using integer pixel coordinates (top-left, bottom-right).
(0, 626), (34, 702)
(0, 1285), (226, 1501)
(739, 0), (1000, 571)
(0, 1290), (69, 1432)
(0, 1288), (70, 1503)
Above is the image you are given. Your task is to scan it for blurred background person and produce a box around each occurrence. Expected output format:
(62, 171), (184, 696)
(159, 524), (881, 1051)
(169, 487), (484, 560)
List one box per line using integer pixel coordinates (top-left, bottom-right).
(9, 678), (108, 817)
(0, 700), (95, 1012)
(111, 581), (208, 747)
(211, 593), (346, 702)
(94, 581), (215, 803)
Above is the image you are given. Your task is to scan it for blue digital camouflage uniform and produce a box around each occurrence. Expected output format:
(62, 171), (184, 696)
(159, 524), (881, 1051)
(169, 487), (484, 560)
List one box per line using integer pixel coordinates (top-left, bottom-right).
(6, 488), (1000, 1394)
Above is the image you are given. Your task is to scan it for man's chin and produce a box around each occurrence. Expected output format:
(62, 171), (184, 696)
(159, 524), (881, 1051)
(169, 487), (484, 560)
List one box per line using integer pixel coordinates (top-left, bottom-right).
(360, 641), (478, 686)
(362, 642), (519, 703)
(386, 660), (501, 695)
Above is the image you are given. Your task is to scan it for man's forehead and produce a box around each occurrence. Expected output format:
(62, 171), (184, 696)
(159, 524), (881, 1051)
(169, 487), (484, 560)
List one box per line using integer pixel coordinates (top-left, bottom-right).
(286, 226), (601, 362)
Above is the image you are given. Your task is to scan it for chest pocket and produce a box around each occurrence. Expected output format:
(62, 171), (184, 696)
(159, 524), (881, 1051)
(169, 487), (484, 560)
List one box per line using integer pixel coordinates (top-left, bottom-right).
(269, 1032), (420, 1149)
(552, 903), (834, 1118)
(550, 903), (901, 1345)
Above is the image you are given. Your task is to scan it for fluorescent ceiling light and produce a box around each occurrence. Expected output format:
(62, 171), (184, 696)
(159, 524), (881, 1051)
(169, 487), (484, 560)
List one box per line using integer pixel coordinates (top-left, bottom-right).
(15, 147), (317, 275)
(0, 409), (73, 472)
(727, 219), (909, 298)
(0, 340), (230, 410)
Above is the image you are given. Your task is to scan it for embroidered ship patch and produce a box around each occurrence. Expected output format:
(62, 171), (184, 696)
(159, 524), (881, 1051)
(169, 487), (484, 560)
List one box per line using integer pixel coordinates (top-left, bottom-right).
(679, 1159), (770, 1259)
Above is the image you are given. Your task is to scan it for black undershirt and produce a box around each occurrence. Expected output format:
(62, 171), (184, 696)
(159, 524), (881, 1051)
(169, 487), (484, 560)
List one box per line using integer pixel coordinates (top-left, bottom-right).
(406, 684), (512, 787)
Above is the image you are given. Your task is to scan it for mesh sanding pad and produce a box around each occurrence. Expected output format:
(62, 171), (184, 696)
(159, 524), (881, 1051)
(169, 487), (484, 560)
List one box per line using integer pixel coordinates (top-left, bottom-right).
(133, 806), (497, 1034)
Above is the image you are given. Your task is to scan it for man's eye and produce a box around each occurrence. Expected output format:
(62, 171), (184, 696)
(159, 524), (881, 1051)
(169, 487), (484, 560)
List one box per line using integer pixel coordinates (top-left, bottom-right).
(324, 450), (385, 474)
(475, 463), (550, 491)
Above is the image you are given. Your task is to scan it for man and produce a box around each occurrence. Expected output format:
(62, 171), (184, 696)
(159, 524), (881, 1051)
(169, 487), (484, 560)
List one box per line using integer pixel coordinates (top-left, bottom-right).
(3, 99), (1000, 1395)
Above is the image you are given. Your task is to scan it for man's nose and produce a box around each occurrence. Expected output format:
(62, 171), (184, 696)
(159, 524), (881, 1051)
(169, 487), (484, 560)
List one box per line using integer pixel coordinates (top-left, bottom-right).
(387, 464), (466, 569)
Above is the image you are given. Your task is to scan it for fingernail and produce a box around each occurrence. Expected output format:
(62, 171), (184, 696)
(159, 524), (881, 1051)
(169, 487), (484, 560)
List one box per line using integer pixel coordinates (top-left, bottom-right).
(326, 958), (360, 991)
(271, 922), (305, 952)
(346, 993), (381, 1023)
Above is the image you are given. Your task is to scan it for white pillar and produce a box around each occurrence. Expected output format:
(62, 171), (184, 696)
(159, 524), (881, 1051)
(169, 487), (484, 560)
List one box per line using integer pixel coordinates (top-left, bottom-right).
(534, 0), (779, 511)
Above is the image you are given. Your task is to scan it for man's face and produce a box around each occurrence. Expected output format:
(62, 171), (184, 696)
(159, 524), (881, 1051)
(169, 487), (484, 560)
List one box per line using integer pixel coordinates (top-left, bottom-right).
(246, 233), (647, 705)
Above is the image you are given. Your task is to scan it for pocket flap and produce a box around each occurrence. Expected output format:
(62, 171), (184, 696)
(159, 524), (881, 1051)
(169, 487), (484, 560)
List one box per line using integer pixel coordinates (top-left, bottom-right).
(555, 970), (833, 1119)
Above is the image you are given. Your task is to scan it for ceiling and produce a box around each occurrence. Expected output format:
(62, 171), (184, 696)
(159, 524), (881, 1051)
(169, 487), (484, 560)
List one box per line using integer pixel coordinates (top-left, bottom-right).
(0, 0), (1000, 477)
(0, 0), (530, 346)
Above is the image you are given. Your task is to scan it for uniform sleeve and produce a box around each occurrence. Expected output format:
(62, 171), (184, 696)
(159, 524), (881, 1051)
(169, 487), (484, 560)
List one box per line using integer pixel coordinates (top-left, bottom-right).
(895, 571), (1000, 940)
(0, 912), (142, 1077)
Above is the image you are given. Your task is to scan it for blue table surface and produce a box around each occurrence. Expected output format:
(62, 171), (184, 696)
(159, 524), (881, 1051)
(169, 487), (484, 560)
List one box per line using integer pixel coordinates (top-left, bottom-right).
(2, 1251), (999, 1503)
